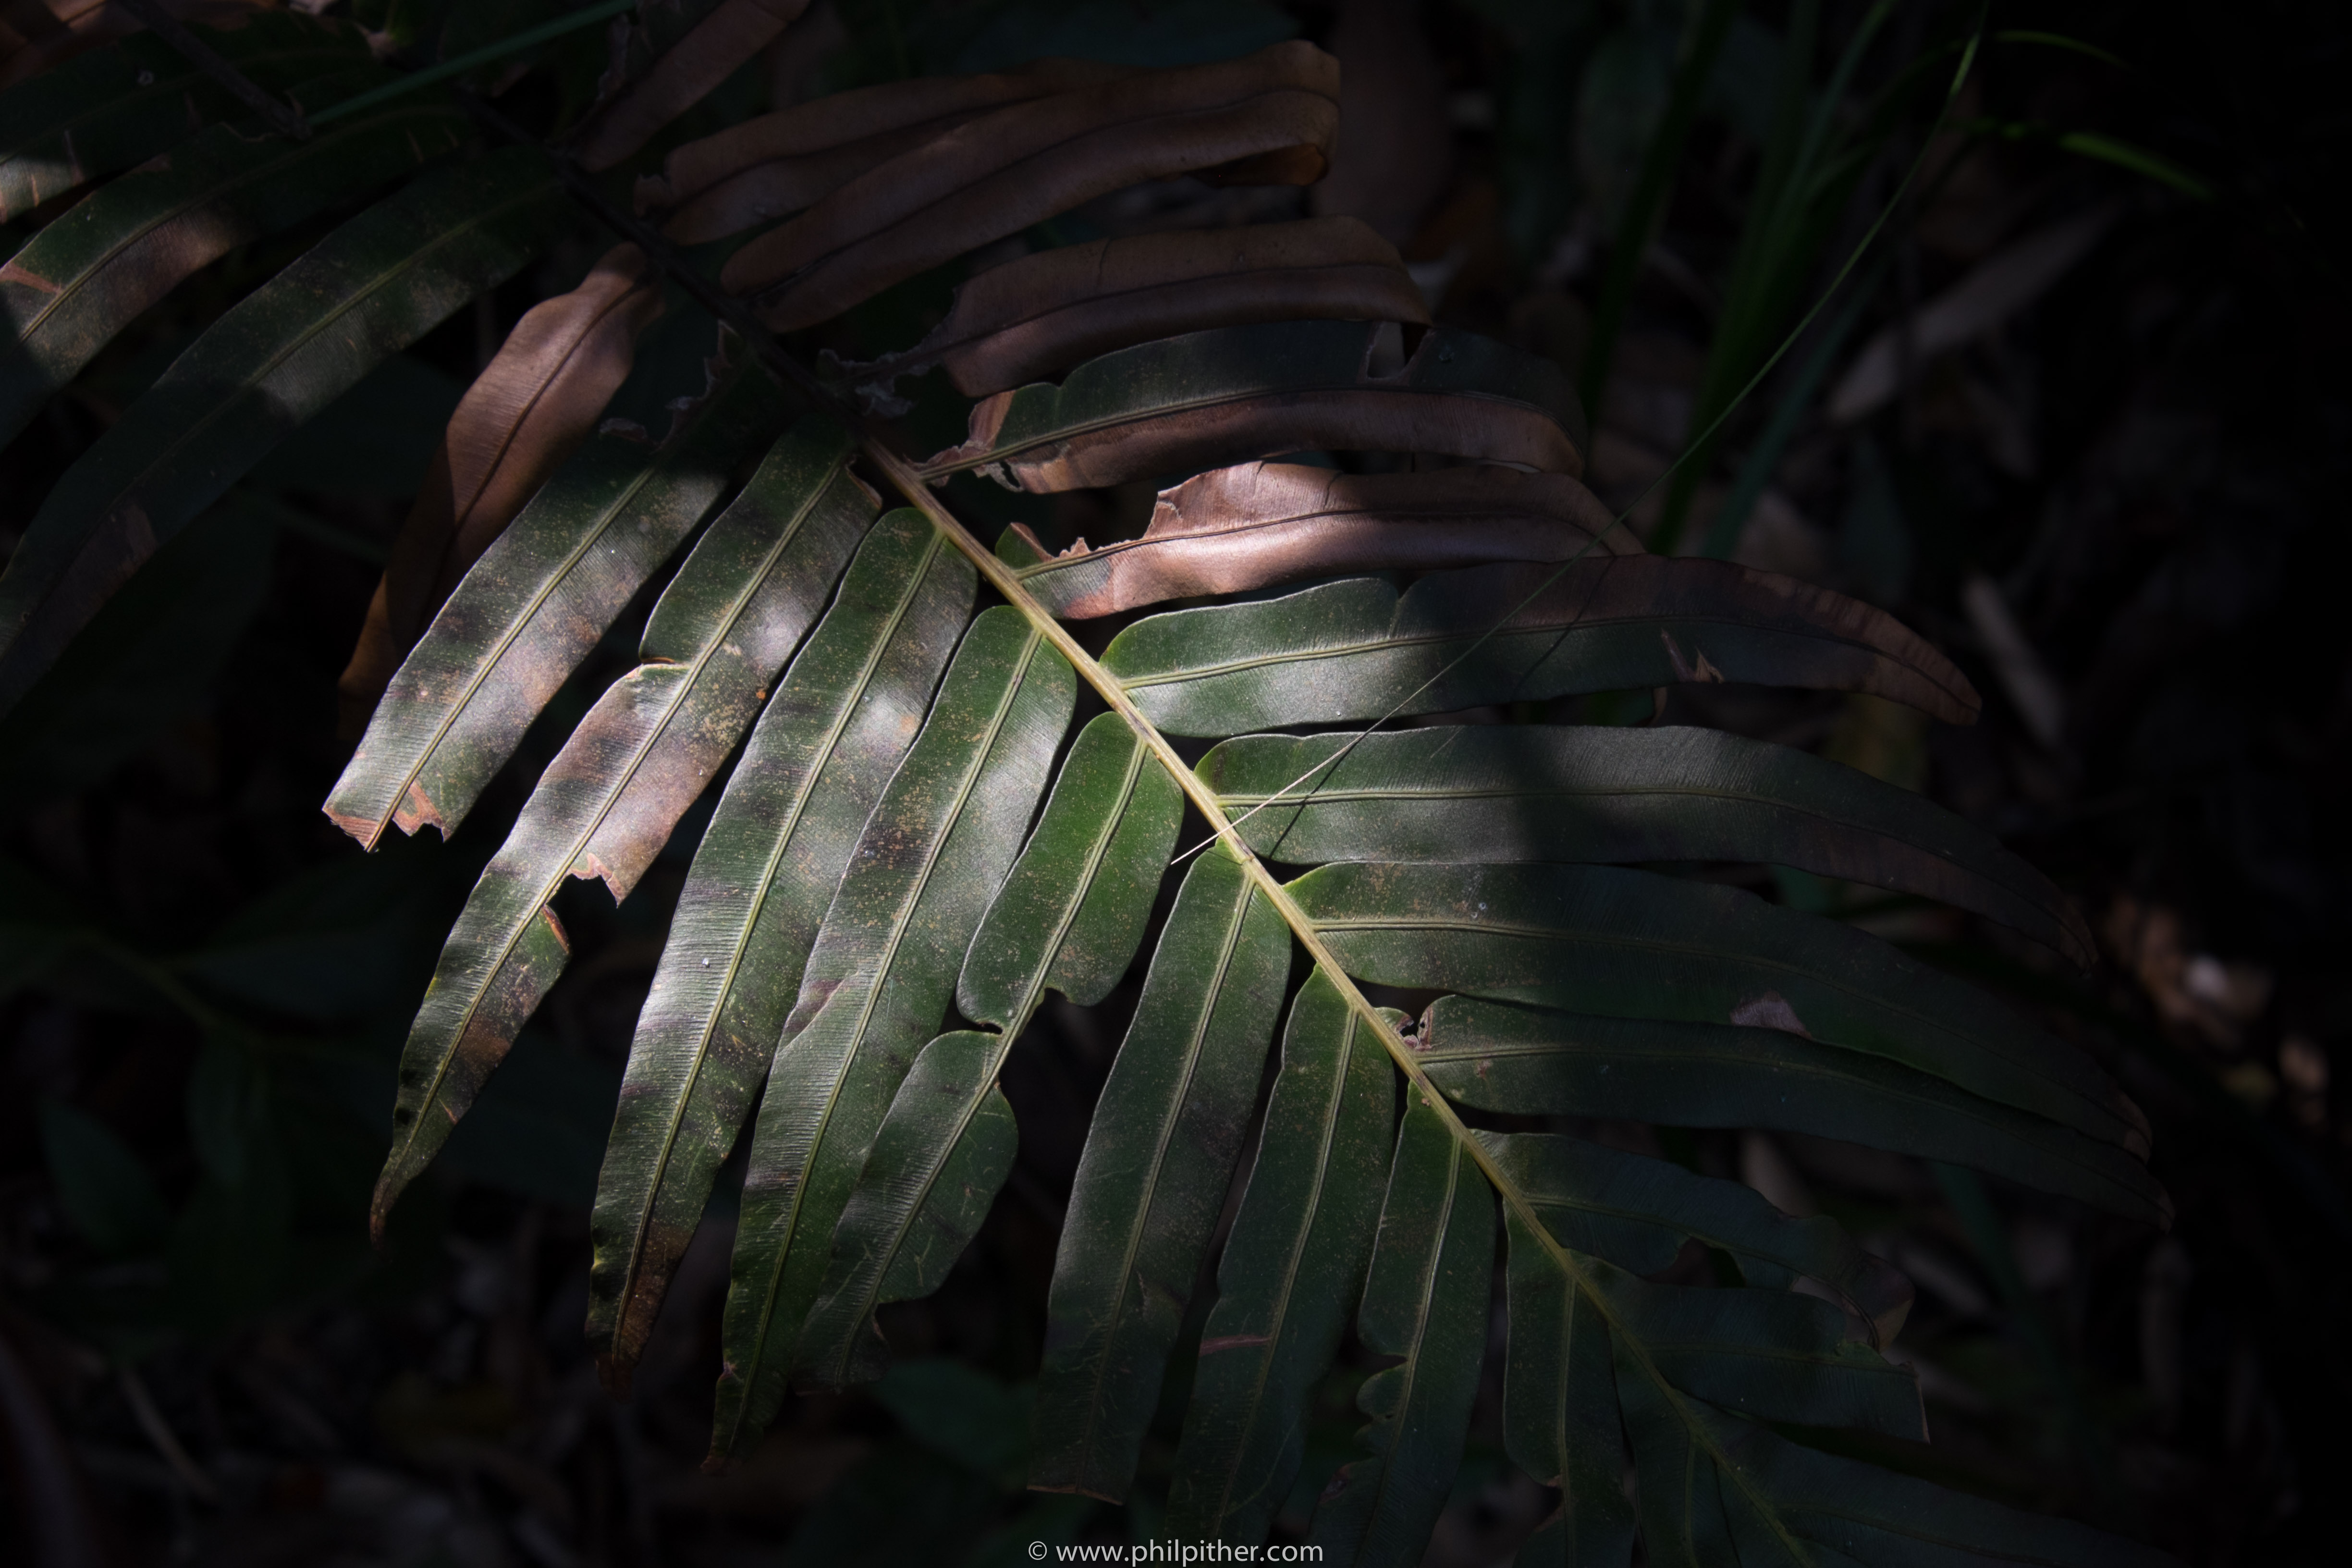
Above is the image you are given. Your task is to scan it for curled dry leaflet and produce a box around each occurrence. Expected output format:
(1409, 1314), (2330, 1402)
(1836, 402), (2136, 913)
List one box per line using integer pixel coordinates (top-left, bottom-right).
(0, 5), (2171, 1564)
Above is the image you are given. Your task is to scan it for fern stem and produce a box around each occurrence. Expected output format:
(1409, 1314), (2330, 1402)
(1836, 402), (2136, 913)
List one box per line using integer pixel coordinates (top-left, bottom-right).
(859, 434), (1813, 1553)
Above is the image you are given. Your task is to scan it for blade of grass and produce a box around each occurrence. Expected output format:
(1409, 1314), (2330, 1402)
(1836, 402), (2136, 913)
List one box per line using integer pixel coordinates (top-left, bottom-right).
(1575, 0), (1738, 418)
(309, 0), (638, 129)
(1700, 256), (1884, 559)
(1655, 1), (1907, 556)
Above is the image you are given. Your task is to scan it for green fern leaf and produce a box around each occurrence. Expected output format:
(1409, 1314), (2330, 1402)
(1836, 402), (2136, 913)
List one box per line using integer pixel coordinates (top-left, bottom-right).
(326, 344), (789, 848)
(371, 416), (880, 1232)
(589, 506), (975, 1384)
(1308, 1093), (1494, 1567)
(1166, 968), (1395, 1544)
(1295, 861), (2144, 1151)
(1201, 724), (2091, 963)
(715, 606), (1073, 1453)
(1029, 846), (1290, 1499)
(1103, 557), (1981, 735)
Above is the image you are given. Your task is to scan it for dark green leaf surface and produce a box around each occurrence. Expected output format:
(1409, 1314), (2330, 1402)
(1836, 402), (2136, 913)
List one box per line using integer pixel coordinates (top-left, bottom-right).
(716, 607), (1073, 1455)
(1421, 997), (2168, 1224)
(1478, 1131), (1911, 1345)
(589, 510), (972, 1383)
(1167, 968), (1395, 1545)
(1030, 847), (1290, 1501)
(1608, 1357), (1739, 1568)
(371, 419), (878, 1237)
(0, 147), (565, 718)
(0, 16), (368, 220)
(1200, 724), (2090, 964)
(797, 1029), (1021, 1388)
(1308, 1094), (1494, 1568)
(790, 710), (1187, 1387)
(1501, 1210), (1632, 1567)
(1296, 861), (2144, 1153)
(1106, 558), (1980, 737)
(0, 84), (468, 446)
(923, 320), (1587, 493)
(1682, 1404), (2175, 1567)
(959, 711), (1185, 1029)
(1591, 1260), (1923, 1437)
(326, 346), (787, 849)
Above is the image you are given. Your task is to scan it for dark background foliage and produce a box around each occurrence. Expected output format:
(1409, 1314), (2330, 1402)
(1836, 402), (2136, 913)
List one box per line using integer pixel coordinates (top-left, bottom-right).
(1, 1), (2345, 1563)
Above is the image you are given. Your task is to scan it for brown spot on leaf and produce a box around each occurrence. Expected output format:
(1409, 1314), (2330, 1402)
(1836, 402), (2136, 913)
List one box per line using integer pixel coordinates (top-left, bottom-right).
(1729, 991), (1812, 1038)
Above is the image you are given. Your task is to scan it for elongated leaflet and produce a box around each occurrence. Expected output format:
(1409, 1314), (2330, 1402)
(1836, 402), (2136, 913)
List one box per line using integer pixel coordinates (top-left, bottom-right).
(338, 242), (667, 729)
(1105, 557), (1979, 737)
(589, 509), (973, 1387)
(840, 217), (1427, 402)
(1166, 969), (1394, 1544)
(1421, 998), (2167, 1223)
(326, 344), (788, 849)
(1295, 860), (2144, 1151)
(1308, 1095), (1494, 1568)
(1201, 723), (2091, 963)
(1502, 1210), (1633, 1566)
(0, 15), (366, 220)
(727, 42), (1341, 325)
(925, 320), (1584, 493)
(790, 714), (1182, 1390)
(1029, 847), (1290, 1500)
(370, 418), (879, 1239)
(714, 608), (1072, 1457)
(1004, 463), (1631, 623)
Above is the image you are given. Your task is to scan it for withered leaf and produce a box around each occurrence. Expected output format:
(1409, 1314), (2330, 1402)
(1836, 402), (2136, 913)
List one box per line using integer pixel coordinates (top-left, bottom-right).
(646, 55), (1134, 243)
(843, 217), (1429, 402)
(1006, 461), (1636, 620)
(339, 243), (664, 734)
(572, 0), (813, 173)
(924, 319), (1585, 493)
(723, 41), (1341, 329)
